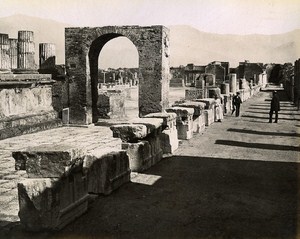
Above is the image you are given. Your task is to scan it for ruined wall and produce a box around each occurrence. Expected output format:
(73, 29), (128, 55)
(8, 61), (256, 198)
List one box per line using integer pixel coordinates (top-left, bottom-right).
(65, 26), (170, 124)
(237, 62), (263, 82)
(205, 64), (225, 84)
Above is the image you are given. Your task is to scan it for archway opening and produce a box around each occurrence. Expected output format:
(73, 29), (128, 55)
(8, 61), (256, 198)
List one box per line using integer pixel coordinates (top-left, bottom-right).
(89, 35), (139, 122)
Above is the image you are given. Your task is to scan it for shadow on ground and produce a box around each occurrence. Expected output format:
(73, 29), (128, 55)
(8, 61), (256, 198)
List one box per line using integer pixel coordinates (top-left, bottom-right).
(5, 156), (298, 239)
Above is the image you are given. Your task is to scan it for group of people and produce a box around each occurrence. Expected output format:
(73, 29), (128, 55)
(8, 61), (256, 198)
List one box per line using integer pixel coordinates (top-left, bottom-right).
(231, 91), (280, 123)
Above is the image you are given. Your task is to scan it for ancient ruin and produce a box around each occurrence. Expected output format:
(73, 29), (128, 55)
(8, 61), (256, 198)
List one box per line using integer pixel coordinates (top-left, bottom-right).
(0, 24), (299, 234)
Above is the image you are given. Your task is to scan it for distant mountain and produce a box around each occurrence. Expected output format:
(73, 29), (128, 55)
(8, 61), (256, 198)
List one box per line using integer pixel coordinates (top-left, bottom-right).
(0, 14), (299, 68)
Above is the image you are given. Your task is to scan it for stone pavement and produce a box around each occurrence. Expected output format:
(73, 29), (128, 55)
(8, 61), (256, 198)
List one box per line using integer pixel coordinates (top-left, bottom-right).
(1, 89), (299, 238)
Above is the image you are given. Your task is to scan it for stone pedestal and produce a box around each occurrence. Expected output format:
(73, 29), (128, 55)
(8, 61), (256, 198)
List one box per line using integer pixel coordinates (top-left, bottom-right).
(143, 112), (178, 154)
(0, 74), (61, 140)
(204, 109), (214, 126)
(110, 118), (164, 172)
(166, 107), (194, 140)
(172, 101), (206, 133)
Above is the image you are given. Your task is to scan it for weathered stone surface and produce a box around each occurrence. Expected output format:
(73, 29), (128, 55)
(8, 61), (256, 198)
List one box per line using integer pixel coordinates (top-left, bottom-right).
(18, 175), (89, 231)
(204, 109), (214, 126)
(97, 90), (126, 119)
(192, 98), (216, 109)
(172, 101), (206, 117)
(83, 149), (130, 195)
(143, 112), (177, 129)
(13, 145), (86, 178)
(160, 128), (179, 154)
(65, 26), (170, 124)
(122, 141), (152, 172)
(143, 112), (178, 154)
(166, 107), (194, 140)
(185, 88), (206, 100)
(110, 124), (148, 142)
(166, 107), (194, 119)
(129, 117), (163, 135)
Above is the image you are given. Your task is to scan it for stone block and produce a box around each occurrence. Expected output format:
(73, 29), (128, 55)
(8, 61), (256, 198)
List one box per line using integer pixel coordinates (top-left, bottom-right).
(172, 101), (206, 117)
(192, 98), (216, 109)
(166, 107), (194, 140)
(185, 88), (205, 100)
(122, 141), (152, 172)
(83, 149), (130, 195)
(143, 112), (178, 154)
(204, 109), (214, 126)
(143, 112), (177, 130)
(97, 90), (126, 119)
(193, 113), (205, 133)
(129, 117), (163, 135)
(18, 172), (89, 231)
(110, 124), (147, 142)
(13, 144), (86, 178)
(160, 128), (179, 154)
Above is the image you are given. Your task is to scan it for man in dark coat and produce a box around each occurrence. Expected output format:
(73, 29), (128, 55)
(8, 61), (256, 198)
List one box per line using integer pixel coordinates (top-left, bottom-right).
(232, 92), (242, 117)
(269, 91), (280, 123)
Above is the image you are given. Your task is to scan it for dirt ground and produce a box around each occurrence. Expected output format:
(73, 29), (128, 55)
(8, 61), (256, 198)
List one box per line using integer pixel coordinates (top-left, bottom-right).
(1, 87), (299, 239)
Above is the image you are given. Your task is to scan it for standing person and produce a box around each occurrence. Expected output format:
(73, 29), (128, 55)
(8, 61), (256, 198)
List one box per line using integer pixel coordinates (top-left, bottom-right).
(269, 91), (280, 123)
(232, 92), (242, 117)
(214, 95), (224, 122)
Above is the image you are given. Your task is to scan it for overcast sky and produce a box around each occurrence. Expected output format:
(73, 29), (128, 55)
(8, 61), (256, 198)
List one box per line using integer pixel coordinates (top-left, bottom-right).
(0, 0), (300, 35)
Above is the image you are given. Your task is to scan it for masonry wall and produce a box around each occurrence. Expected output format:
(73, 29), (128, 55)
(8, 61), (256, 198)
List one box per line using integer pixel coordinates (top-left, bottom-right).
(65, 26), (170, 125)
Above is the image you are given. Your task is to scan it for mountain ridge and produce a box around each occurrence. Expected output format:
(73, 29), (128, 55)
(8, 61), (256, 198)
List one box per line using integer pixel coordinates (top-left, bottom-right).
(0, 14), (299, 68)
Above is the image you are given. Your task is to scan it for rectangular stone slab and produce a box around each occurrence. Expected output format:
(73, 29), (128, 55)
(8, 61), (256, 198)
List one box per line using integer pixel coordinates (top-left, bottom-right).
(192, 98), (216, 109)
(143, 112), (177, 129)
(129, 117), (163, 134)
(13, 144), (86, 178)
(18, 175), (89, 231)
(172, 101), (206, 117)
(83, 148), (130, 195)
(110, 124), (147, 142)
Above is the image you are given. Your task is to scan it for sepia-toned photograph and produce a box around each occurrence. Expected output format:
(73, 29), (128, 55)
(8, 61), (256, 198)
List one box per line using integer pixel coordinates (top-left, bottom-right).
(0, 0), (299, 238)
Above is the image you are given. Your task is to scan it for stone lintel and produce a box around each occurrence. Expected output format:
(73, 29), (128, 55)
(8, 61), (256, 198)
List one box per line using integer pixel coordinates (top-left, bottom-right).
(13, 144), (87, 178)
(110, 124), (148, 142)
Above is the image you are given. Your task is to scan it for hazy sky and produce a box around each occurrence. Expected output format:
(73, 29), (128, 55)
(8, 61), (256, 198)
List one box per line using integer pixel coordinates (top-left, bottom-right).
(0, 0), (300, 35)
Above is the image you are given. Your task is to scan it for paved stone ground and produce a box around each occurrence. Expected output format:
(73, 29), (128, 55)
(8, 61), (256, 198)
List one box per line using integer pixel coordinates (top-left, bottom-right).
(1, 88), (300, 239)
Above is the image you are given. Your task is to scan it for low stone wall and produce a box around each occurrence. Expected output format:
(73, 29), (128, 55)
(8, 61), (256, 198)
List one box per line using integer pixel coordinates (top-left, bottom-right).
(0, 74), (61, 139)
(13, 141), (130, 231)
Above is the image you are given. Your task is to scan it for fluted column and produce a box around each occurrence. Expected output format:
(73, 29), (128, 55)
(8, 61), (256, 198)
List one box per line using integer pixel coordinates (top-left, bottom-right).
(9, 38), (18, 70)
(39, 43), (56, 69)
(0, 33), (11, 73)
(17, 31), (37, 73)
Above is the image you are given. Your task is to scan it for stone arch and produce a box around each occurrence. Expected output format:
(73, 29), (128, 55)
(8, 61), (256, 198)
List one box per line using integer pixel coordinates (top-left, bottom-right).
(65, 26), (170, 125)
